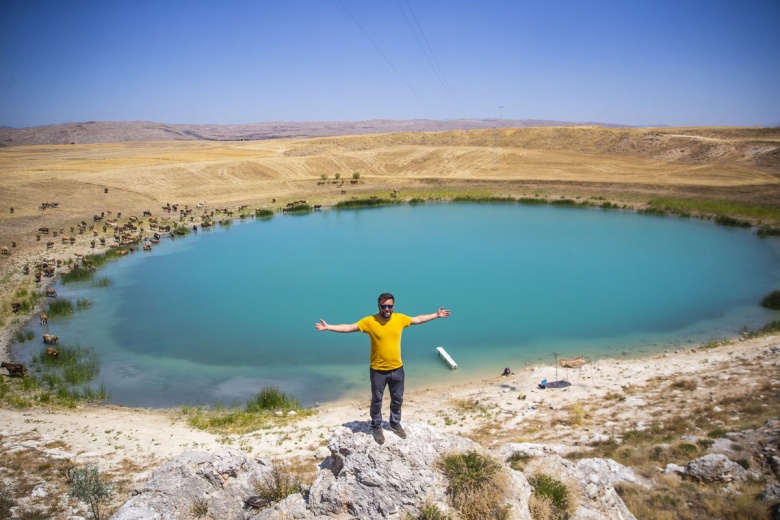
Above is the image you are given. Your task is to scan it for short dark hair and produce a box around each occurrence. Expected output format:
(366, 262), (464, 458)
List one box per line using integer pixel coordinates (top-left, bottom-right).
(378, 292), (395, 304)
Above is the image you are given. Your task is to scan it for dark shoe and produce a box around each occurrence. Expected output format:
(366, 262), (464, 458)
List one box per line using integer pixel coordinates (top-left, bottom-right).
(371, 426), (385, 444)
(389, 423), (407, 439)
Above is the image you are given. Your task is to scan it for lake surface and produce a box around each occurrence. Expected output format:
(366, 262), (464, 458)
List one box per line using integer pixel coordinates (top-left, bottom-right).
(19, 203), (780, 408)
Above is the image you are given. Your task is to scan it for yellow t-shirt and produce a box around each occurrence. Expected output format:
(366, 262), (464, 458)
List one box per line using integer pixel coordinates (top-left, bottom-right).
(357, 313), (413, 371)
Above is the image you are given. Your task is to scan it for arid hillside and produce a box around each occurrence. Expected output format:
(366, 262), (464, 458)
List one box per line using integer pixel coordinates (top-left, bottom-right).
(1, 126), (778, 239)
(0, 118), (627, 147)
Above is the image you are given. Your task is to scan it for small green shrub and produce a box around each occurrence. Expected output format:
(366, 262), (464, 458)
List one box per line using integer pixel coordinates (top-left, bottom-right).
(68, 465), (113, 520)
(83, 253), (108, 268)
(192, 498), (209, 518)
(335, 198), (398, 209)
(764, 318), (780, 332)
(439, 450), (508, 520)
(528, 473), (572, 520)
(550, 198), (580, 207)
(61, 266), (95, 284)
(707, 428), (728, 439)
(29, 345), (106, 404)
(22, 377), (40, 391)
(286, 204), (312, 213)
(255, 208), (274, 219)
(92, 277), (111, 287)
(518, 197), (548, 205)
(696, 438), (714, 450)
(714, 215), (751, 228)
(173, 224), (191, 235)
(13, 299), (32, 313)
(78, 384), (109, 401)
(76, 298), (93, 310)
(506, 451), (532, 471)
(47, 298), (74, 317)
(63, 356), (100, 385)
(757, 226), (780, 237)
(406, 504), (452, 520)
(673, 443), (699, 457)
(452, 195), (516, 204)
(638, 207), (668, 217)
(14, 329), (35, 342)
(254, 464), (301, 503)
(191, 498), (209, 518)
(761, 290), (780, 310)
(246, 386), (301, 412)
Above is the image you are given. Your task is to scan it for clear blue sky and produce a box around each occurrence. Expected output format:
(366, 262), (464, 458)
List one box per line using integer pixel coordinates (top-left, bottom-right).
(2, 0), (779, 128)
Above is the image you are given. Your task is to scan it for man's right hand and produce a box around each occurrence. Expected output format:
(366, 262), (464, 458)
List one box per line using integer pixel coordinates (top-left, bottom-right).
(315, 319), (329, 331)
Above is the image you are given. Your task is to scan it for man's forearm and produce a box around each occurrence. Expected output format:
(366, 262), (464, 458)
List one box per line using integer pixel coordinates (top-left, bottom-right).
(411, 312), (439, 325)
(324, 323), (359, 333)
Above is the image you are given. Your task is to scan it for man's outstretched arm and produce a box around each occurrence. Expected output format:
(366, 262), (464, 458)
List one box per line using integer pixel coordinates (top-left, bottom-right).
(411, 307), (451, 325)
(315, 319), (359, 333)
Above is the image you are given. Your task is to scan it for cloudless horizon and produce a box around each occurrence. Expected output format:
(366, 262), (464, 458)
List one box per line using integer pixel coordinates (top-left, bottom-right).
(2, 0), (779, 129)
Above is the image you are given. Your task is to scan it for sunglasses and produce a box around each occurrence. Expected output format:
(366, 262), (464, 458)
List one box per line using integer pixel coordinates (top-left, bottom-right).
(380, 304), (394, 310)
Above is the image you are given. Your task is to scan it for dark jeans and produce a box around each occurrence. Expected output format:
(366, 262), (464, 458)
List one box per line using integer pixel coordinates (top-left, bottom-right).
(369, 366), (405, 428)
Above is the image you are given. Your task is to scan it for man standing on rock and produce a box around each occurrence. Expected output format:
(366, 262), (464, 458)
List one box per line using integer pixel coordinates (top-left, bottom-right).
(315, 292), (451, 444)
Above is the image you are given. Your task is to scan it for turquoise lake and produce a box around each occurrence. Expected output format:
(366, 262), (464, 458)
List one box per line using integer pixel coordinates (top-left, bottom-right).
(19, 203), (780, 408)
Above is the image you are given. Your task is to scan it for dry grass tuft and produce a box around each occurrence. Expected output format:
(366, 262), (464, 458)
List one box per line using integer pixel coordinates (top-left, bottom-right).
(668, 378), (697, 391)
(439, 450), (510, 520)
(616, 479), (770, 520)
(253, 461), (302, 504)
(528, 493), (556, 520)
(527, 473), (579, 520)
(567, 403), (585, 426)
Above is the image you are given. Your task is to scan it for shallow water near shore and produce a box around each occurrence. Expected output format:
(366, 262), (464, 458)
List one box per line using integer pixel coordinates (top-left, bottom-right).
(18, 203), (780, 408)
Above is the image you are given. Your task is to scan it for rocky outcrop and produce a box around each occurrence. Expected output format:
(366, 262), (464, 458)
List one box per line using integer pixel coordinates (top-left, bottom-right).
(110, 449), (292, 520)
(307, 421), (531, 519)
(504, 445), (646, 520)
(686, 453), (749, 483)
(665, 453), (749, 483)
(111, 421), (644, 520)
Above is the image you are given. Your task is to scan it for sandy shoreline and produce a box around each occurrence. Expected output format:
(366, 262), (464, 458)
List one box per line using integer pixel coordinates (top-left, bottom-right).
(1, 332), (777, 511)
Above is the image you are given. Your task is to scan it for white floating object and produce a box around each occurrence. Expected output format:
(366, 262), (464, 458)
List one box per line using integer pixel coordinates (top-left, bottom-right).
(437, 346), (458, 370)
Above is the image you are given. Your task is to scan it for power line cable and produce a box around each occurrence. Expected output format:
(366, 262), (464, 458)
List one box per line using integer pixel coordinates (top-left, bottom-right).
(337, 0), (437, 118)
(397, 0), (464, 118)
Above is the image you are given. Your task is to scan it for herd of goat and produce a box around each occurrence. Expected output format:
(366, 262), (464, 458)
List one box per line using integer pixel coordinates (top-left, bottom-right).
(3, 192), (399, 379)
(3, 197), (322, 379)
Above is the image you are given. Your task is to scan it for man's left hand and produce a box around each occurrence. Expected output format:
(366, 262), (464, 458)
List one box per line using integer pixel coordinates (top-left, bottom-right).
(437, 307), (451, 318)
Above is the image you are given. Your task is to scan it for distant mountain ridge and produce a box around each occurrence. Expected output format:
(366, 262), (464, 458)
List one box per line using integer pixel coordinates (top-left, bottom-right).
(0, 119), (628, 146)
